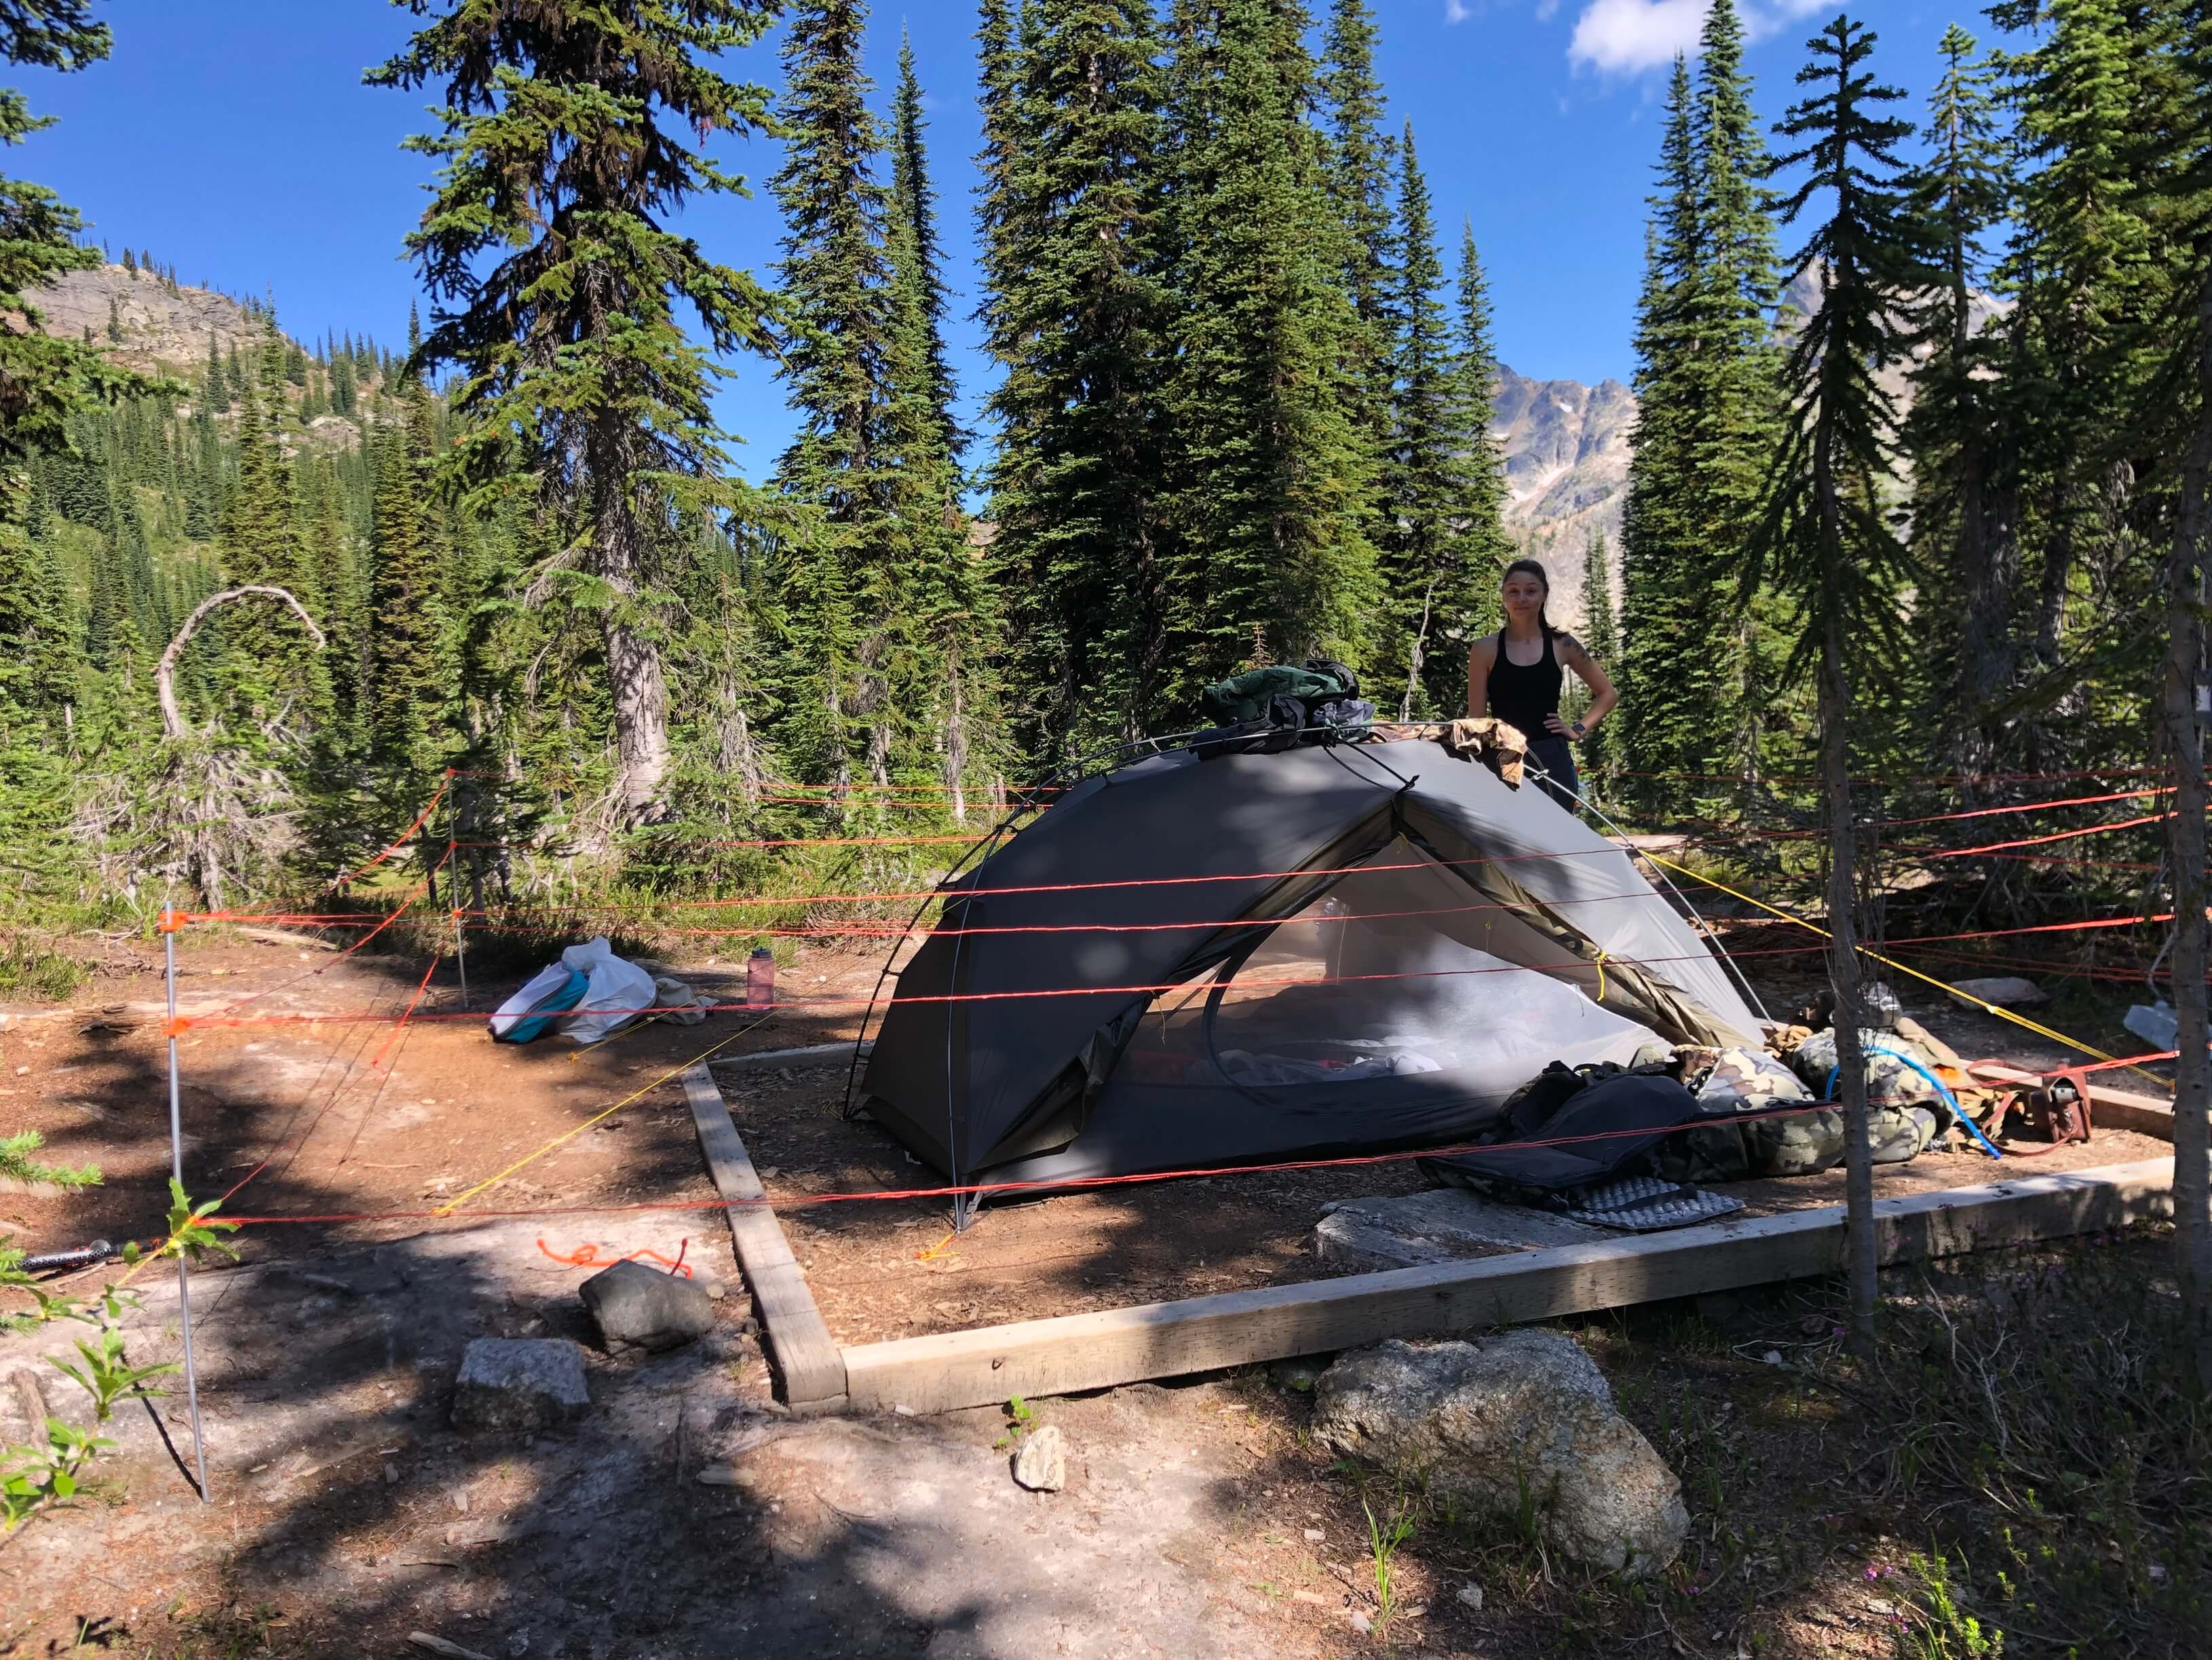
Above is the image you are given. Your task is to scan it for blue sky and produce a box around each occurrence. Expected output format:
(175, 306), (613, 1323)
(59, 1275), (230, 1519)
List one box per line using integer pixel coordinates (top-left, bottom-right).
(15, 0), (1966, 480)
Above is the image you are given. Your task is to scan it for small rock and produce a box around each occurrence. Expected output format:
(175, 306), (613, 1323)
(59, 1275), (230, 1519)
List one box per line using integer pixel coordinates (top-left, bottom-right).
(579, 1259), (714, 1353)
(505, 1635), (531, 1659)
(1291, 1589), (1329, 1607)
(384, 1460), (400, 1485)
(1012, 1423), (1067, 1492)
(1866, 1598), (1896, 1616)
(1945, 975), (2047, 1010)
(1312, 1334), (1689, 1577)
(451, 1338), (589, 1432)
(1762, 1350), (1784, 1366)
(1457, 1583), (1484, 1611)
(1303, 1528), (1325, 1543)
(1270, 1355), (1331, 1393)
(1348, 1610), (1371, 1634)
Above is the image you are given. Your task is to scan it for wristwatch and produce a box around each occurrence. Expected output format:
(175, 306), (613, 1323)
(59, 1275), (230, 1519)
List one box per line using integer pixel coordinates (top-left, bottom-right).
(1569, 720), (1587, 739)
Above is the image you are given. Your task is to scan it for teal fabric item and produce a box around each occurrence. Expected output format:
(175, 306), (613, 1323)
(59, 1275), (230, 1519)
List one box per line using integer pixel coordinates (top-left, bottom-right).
(493, 967), (590, 1043)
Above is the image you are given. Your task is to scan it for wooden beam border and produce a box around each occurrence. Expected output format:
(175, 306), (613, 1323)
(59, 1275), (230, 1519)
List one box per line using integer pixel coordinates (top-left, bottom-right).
(681, 1063), (847, 1412)
(839, 1158), (2173, 1416)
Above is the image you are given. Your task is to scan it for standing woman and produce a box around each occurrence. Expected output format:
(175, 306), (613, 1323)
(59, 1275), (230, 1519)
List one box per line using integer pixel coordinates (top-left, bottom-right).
(1467, 558), (1618, 812)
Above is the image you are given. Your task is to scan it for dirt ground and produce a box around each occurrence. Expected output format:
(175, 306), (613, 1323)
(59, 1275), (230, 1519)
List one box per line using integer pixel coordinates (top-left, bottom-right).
(0, 925), (2185, 1657)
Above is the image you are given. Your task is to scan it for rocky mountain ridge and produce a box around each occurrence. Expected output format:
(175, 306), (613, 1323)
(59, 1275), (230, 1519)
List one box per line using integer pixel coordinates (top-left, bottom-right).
(36, 262), (1639, 624)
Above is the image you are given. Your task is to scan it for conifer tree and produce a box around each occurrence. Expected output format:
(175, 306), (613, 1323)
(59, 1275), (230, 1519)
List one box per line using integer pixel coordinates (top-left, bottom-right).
(1318, 0), (1396, 510)
(986, 0), (1173, 756)
(1618, 2), (1784, 792)
(769, 0), (901, 787)
(1751, 14), (1930, 1353)
(1578, 527), (1618, 778)
(1903, 24), (2015, 776)
(366, 382), (448, 778)
(1377, 131), (1498, 717)
(1616, 57), (1707, 790)
(1438, 218), (1512, 709)
(373, 0), (782, 826)
(890, 31), (959, 467)
(1160, 0), (1377, 702)
(203, 330), (229, 414)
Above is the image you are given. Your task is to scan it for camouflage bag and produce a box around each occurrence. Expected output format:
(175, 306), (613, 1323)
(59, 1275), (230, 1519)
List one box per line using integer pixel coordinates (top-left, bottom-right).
(1788, 1028), (1942, 1165)
(1693, 1046), (1842, 1179)
(1791, 1027), (1939, 1103)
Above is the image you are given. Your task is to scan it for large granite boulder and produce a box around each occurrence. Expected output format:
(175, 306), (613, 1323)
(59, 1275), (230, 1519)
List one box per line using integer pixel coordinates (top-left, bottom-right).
(1311, 1334), (1687, 1577)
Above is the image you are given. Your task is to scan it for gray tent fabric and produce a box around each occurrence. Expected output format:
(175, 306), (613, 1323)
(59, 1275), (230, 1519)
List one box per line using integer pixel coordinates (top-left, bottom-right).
(860, 739), (1760, 1185)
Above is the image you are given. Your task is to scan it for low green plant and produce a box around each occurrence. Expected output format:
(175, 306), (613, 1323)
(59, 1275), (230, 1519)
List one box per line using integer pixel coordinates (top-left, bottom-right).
(1895, 1548), (2003, 1657)
(0, 935), (85, 1000)
(1362, 1494), (1415, 1636)
(992, 1394), (1037, 1451)
(0, 1180), (238, 1530)
(0, 1129), (102, 1190)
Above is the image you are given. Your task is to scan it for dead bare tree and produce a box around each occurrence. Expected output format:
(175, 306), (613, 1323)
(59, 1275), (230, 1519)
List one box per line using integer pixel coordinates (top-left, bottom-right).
(152, 585), (326, 911)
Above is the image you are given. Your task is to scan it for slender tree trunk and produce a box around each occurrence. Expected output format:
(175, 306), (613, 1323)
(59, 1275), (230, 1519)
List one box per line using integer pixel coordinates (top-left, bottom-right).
(1401, 577), (1436, 721)
(1814, 415), (1877, 1358)
(2167, 276), (2212, 1390)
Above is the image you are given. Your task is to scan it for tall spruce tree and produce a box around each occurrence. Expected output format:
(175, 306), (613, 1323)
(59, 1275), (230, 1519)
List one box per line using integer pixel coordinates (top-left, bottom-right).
(1442, 218), (1512, 707)
(1617, 57), (1709, 790)
(890, 31), (960, 467)
(770, 0), (900, 788)
(986, 0), (1173, 757)
(1618, 3), (1783, 791)
(1318, 0), (1396, 516)
(371, 0), (782, 827)
(1377, 138), (1501, 718)
(1753, 13), (1930, 1353)
(1578, 528), (1618, 778)
(1904, 24), (2015, 778)
(1159, 0), (1377, 702)
(366, 380), (448, 778)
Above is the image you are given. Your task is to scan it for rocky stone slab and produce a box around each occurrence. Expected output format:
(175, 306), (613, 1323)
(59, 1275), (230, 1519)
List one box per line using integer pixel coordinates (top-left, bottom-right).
(1312, 1334), (1688, 1577)
(1945, 976), (2048, 1009)
(451, 1338), (590, 1432)
(1314, 1188), (1609, 1271)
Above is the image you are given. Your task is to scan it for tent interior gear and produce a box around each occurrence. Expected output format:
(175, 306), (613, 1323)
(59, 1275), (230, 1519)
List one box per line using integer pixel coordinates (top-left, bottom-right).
(858, 738), (1762, 1189)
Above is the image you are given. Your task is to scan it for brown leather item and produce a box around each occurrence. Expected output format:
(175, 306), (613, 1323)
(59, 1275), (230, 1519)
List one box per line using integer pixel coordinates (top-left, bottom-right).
(2005, 1070), (2094, 1150)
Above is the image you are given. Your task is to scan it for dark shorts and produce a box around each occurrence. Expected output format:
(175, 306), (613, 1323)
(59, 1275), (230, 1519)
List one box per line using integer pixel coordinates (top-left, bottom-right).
(1525, 734), (1580, 812)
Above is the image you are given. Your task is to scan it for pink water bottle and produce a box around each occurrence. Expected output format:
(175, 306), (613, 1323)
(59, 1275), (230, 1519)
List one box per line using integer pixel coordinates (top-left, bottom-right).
(746, 947), (776, 1010)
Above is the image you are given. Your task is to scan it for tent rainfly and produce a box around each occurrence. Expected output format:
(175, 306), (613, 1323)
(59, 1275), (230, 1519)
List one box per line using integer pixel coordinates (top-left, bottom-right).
(860, 739), (1762, 1188)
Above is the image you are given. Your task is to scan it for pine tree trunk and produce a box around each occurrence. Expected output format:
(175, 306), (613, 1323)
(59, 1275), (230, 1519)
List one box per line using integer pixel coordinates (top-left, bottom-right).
(2167, 275), (2212, 1391)
(590, 424), (672, 826)
(1814, 418), (1877, 1357)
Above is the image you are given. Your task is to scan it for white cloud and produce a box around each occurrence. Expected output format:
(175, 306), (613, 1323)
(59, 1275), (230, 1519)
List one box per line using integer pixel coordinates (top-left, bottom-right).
(1566, 0), (1706, 73)
(1563, 0), (1840, 75)
(1536, 0), (1561, 18)
(1446, 0), (1471, 21)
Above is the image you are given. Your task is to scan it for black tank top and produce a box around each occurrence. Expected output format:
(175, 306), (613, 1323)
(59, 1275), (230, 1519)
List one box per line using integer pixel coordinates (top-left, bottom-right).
(1488, 628), (1563, 742)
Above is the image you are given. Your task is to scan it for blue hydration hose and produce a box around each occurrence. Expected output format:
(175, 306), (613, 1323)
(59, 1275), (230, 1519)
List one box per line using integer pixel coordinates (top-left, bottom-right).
(1825, 1043), (2004, 1161)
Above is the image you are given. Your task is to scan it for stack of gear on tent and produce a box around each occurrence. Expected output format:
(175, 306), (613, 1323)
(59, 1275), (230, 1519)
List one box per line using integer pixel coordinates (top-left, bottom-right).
(858, 724), (1770, 1192)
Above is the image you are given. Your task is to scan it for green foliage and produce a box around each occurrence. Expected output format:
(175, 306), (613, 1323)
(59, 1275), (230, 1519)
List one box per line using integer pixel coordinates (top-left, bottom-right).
(1158, 0), (1379, 702)
(983, 0), (1173, 759)
(1617, 1), (1787, 797)
(0, 1128), (99, 1188)
(371, 0), (784, 827)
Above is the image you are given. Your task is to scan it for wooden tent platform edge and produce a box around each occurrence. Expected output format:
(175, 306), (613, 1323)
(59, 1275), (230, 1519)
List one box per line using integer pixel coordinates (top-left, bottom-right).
(684, 1058), (2180, 1418)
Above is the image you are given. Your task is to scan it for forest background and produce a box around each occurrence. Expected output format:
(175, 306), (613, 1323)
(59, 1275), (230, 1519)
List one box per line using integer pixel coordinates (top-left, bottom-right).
(0, 0), (2203, 999)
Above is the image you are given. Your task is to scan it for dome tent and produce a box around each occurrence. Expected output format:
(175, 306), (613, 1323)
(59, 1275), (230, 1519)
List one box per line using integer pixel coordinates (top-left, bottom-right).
(859, 738), (1761, 1190)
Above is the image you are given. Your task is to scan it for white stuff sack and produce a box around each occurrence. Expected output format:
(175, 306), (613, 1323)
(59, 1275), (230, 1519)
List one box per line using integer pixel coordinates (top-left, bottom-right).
(489, 937), (657, 1046)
